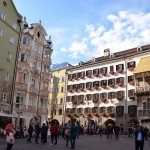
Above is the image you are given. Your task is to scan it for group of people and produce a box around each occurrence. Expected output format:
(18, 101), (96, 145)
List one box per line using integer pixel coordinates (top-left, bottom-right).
(3, 121), (150, 150)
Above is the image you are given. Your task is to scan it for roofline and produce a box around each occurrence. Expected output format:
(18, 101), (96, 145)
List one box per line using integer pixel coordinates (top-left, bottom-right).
(67, 44), (150, 71)
(11, 0), (22, 19)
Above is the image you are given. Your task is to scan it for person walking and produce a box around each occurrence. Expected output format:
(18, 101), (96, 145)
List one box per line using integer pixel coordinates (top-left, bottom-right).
(70, 122), (78, 149)
(41, 123), (48, 143)
(6, 123), (15, 150)
(50, 123), (58, 145)
(27, 123), (33, 143)
(135, 125), (145, 150)
(64, 123), (71, 147)
(34, 123), (40, 144)
(114, 125), (120, 140)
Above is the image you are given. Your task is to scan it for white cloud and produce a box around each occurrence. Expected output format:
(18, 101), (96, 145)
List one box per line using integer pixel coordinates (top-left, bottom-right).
(60, 47), (67, 52)
(62, 11), (150, 60)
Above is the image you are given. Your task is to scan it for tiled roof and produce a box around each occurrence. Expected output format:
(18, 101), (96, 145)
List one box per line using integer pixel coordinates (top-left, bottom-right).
(133, 56), (150, 74)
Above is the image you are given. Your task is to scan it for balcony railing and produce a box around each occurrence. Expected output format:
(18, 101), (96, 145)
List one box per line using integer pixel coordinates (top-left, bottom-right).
(15, 104), (26, 112)
(138, 109), (150, 117)
(136, 85), (150, 93)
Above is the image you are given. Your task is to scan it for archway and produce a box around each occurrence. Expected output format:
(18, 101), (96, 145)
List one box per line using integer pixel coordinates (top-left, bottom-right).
(51, 119), (59, 125)
(128, 119), (139, 127)
(104, 119), (115, 127)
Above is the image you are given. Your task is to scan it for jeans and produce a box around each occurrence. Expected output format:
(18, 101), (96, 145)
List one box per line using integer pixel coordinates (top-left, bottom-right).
(70, 136), (76, 148)
(135, 141), (144, 150)
(6, 143), (13, 150)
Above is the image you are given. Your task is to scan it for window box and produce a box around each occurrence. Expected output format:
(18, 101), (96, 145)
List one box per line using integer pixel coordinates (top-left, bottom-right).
(129, 96), (135, 100)
(128, 67), (134, 72)
(117, 69), (123, 74)
(109, 71), (114, 75)
(101, 72), (106, 76)
(117, 83), (123, 87)
(93, 99), (98, 103)
(117, 96), (124, 101)
(101, 98), (107, 103)
(93, 74), (99, 77)
(102, 85), (107, 89)
(129, 81), (134, 85)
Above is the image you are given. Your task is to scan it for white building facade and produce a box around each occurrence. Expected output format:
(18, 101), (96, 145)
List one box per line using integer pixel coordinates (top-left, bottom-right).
(66, 45), (150, 129)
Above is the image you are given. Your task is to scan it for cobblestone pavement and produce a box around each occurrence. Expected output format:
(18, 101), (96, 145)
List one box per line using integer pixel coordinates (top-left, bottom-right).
(0, 135), (149, 150)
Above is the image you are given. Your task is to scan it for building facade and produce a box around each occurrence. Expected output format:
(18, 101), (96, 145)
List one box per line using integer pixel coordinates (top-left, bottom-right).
(66, 45), (150, 129)
(0, 0), (22, 114)
(134, 56), (150, 128)
(48, 68), (67, 124)
(13, 19), (53, 127)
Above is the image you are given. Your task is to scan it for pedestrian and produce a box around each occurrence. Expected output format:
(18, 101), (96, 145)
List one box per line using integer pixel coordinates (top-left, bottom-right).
(64, 123), (71, 147)
(135, 125), (145, 150)
(6, 123), (15, 150)
(114, 125), (120, 140)
(143, 126), (149, 141)
(34, 123), (40, 144)
(106, 124), (113, 140)
(27, 123), (33, 143)
(50, 123), (58, 145)
(41, 123), (48, 143)
(70, 122), (78, 149)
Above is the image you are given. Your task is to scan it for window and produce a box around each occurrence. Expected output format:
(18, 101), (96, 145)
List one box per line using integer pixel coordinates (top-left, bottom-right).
(0, 28), (3, 36)
(22, 37), (31, 45)
(9, 36), (15, 44)
(0, 12), (6, 20)
(4, 72), (9, 81)
(3, 1), (7, 7)
(44, 65), (50, 73)
(7, 52), (12, 62)
(12, 22), (17, 30)
(31, 78), (36, 87)
(110, 66), (114, 71)
(108, 92), (116, 99)
(59, 109), (62, 115)
(127, 61), (136, 68)
(29, 96), (34, 106)
(61, 87), (64, 92)
(1, 93), (7, 103)
(44, 51), (50, 59)
(62, 77), (65, 82)
(21, 53), (29, 62)
(116, 64), (124, 71)
(101, 67), (107, 73)
(60, 98), (63, 104)
(16, 93), (24, 104)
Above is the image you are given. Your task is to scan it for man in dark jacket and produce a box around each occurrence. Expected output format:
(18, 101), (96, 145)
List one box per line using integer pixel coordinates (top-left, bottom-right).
(135, 125), (145, 150)
(70, 122), (78, 149)
(27, 123), (33, 143)
(41, 123), (48, 143)
(35, 123), (40, 144)
(114, 125), (120, 140)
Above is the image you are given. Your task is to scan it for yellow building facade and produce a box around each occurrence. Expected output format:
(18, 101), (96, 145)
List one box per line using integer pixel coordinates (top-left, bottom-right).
(48, 68), (67, 125)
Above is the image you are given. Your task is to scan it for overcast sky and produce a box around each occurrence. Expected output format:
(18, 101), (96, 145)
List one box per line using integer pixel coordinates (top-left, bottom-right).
(13, 0), (150, 65)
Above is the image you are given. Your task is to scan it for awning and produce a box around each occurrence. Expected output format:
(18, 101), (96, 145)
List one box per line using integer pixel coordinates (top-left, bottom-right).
(0, 112), (15, 118)
(133, 56), (150, 74)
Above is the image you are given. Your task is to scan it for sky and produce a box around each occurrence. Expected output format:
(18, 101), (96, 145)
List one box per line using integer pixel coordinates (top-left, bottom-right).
(13, 0), (150, 65)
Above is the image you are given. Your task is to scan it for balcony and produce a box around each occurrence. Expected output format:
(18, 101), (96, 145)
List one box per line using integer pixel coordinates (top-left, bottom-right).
(138, 109), (150, 118)
(20, 44), (32, 55)
(39, 90), (48, 97)
(27, 105), (37, 113)
(38, 107), (48, 114)
(18, 61), (30, 71)
(15, 104), (26, 112)
(136, 85), (150, 93)
(43, 57), (51, 65)
(15, 82), (28, 92)
(29, 85), (39, 95)
(41, 72), (50, 81)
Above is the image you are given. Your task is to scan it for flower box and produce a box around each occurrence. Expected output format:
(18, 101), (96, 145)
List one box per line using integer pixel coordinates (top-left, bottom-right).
(117, 96), (124, 101)
(93, 99), (98, 103)
(129, 96), (135, 100)
(117, 83), (123, 87)
(128, 67), (134, 72)
(109, 71), (114, 75)
(101, 72), (106, 76)
(117, 70), (123, 74)
(93, 74), (99, 77)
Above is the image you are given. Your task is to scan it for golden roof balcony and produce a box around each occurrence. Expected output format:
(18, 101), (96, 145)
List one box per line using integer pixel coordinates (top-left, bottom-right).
(15, 82), (28, 92)
(27, 105), (37, 113)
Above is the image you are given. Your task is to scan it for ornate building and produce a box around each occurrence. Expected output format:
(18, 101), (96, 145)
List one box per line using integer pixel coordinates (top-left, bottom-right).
(134, 56), (150, 128)
(66, 45), (150, 128)
(48, 68), (67, 124)
(0, 0), (22, 116)
(13, 19), (53, 127)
